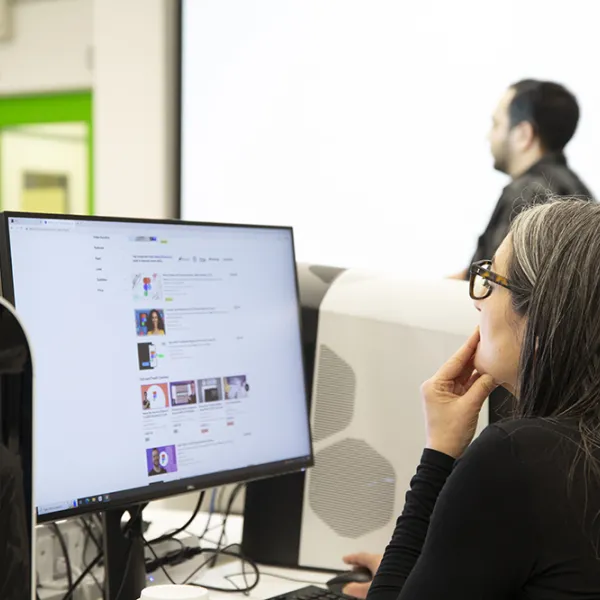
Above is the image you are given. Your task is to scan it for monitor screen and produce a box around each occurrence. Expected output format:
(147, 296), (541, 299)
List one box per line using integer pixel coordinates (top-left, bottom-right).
(0, 213), (312, 522)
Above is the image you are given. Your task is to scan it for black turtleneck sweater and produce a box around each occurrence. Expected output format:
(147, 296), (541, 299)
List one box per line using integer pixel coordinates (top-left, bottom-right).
(366, 419), (600, 600)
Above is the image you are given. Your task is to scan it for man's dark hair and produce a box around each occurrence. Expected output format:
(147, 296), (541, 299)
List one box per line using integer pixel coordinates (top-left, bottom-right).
(508, 79), (579, 152)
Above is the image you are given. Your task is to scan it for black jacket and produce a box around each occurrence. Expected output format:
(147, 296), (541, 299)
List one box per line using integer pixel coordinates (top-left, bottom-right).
(469, 152), (594, 267)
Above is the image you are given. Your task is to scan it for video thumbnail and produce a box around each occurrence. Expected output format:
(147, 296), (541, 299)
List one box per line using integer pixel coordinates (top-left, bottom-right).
(141, 383), (169, 410)
(169, 380), (197, 406)
(146, 445), (178, 477)
(132, 273), (163, 302)
(198, 378), (224, 403)
(138, 342), (158, 370)
(224, 375), (249, 400)
(135, 309), (166, 336)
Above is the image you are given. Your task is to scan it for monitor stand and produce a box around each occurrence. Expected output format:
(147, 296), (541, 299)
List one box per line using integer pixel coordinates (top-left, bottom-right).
(103, 505), (147, 600)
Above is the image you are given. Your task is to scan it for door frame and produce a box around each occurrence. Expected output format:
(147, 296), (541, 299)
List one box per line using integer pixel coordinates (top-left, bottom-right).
(0, 91), (93, 214)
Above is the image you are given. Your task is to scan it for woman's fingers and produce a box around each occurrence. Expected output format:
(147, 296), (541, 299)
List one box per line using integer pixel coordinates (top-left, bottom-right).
(455, 358), (476, 388)
(422, 333), (496, 459)
(343, 582), (371, 599)
(464, 373), (497, 406)
(464, 370), (481, 391)
(342, 552), (379, 571)
(435, 328), (480, 381)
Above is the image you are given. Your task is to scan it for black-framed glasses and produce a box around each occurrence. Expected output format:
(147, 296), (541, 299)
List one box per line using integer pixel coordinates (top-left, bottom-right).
(469, 260), (513, 300)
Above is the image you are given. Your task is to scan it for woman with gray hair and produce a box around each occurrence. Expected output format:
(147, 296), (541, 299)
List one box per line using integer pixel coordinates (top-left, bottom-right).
(352, 199), (600, 599)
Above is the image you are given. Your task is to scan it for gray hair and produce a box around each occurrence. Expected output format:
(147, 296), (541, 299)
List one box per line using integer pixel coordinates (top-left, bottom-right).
(508, 197), (600, 479)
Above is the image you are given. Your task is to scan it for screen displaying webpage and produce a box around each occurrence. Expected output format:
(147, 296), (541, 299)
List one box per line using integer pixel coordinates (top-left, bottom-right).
(6, 216), (311, 516)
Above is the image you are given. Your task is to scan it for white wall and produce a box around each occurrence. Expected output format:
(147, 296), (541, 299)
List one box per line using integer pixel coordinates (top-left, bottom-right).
(0, 0), (92, 94)
(92, 0), (177, 219)
(179, 0), (600, 277)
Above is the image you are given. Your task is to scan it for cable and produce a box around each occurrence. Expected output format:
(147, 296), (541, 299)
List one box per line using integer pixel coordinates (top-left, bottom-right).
(223, 573), (244, 592)
(217, 485), (227, 511)
(195, 494), (218, 543)
(143, 536), (179, 583)
(144, 489), (214, 575)
(145, 491), (207, 573)
(61, 553), (103, 600)
(144, 534), (224, 575)
(80, 518), (102, 553)
(141, 486), (246, 587)
(149, 490), (205, 545)
(209, 488), (217, 514)
(145, 535), (188, 572)
(92, 514), (106, 567)
(181, 544), (237, 584)
(52, 524), (74, 593)
(210, 483), (244, 567)
(223, 568), (330, 596)
(62, 513), (140, 600)
(112, 537), (136, 600)
(88, 564), (104, 597)
(238, 548), (250, 592)
(188, 548), (260, 593)
(258, 571), (330, 585)
(183, 544), (260, 592)
(143, 534), (259, 594)
(192, 487), (218, 543)
(79, 518), (104, 598)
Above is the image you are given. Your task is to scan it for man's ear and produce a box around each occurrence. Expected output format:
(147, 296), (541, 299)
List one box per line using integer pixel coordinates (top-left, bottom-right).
(512, 120), (536, 151)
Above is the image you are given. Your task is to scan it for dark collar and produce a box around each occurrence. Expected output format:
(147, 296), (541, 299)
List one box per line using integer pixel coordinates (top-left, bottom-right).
(521, 151), (567, 178)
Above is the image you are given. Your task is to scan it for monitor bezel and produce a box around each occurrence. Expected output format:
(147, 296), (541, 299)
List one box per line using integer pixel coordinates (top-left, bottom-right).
(0, 211), (314, 524)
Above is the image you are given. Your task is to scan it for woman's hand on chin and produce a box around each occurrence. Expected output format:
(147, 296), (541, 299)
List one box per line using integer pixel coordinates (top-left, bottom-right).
(420, 327), (498, 459)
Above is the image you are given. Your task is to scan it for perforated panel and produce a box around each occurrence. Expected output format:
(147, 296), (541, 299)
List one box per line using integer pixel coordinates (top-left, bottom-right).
(312, 345), (355, 442)
(308, 438), (396, 539)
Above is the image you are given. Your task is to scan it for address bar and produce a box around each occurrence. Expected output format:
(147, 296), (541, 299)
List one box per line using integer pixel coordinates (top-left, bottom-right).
(23, 227), (73, 233)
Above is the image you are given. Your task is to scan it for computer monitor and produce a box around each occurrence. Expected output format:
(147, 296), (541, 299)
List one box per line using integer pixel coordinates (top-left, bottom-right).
(0, 212), (313, 599)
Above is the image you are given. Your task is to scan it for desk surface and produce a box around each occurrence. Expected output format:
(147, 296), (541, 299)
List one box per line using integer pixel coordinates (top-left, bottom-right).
(144, 507), (332, 600)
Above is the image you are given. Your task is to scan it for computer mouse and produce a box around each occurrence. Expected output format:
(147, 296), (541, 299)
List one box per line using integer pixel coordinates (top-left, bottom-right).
(326, 566), (373, 595)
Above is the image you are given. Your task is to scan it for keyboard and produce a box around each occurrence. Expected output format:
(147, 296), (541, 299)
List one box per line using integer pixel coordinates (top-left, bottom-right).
(266, 585), (348, 600)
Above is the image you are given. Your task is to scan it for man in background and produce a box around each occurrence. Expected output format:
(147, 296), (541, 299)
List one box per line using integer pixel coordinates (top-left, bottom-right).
(450, 79), (593, 279)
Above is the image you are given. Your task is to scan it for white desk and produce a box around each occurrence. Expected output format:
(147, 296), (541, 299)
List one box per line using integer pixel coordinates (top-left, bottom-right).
(143, 507), (332, 600)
